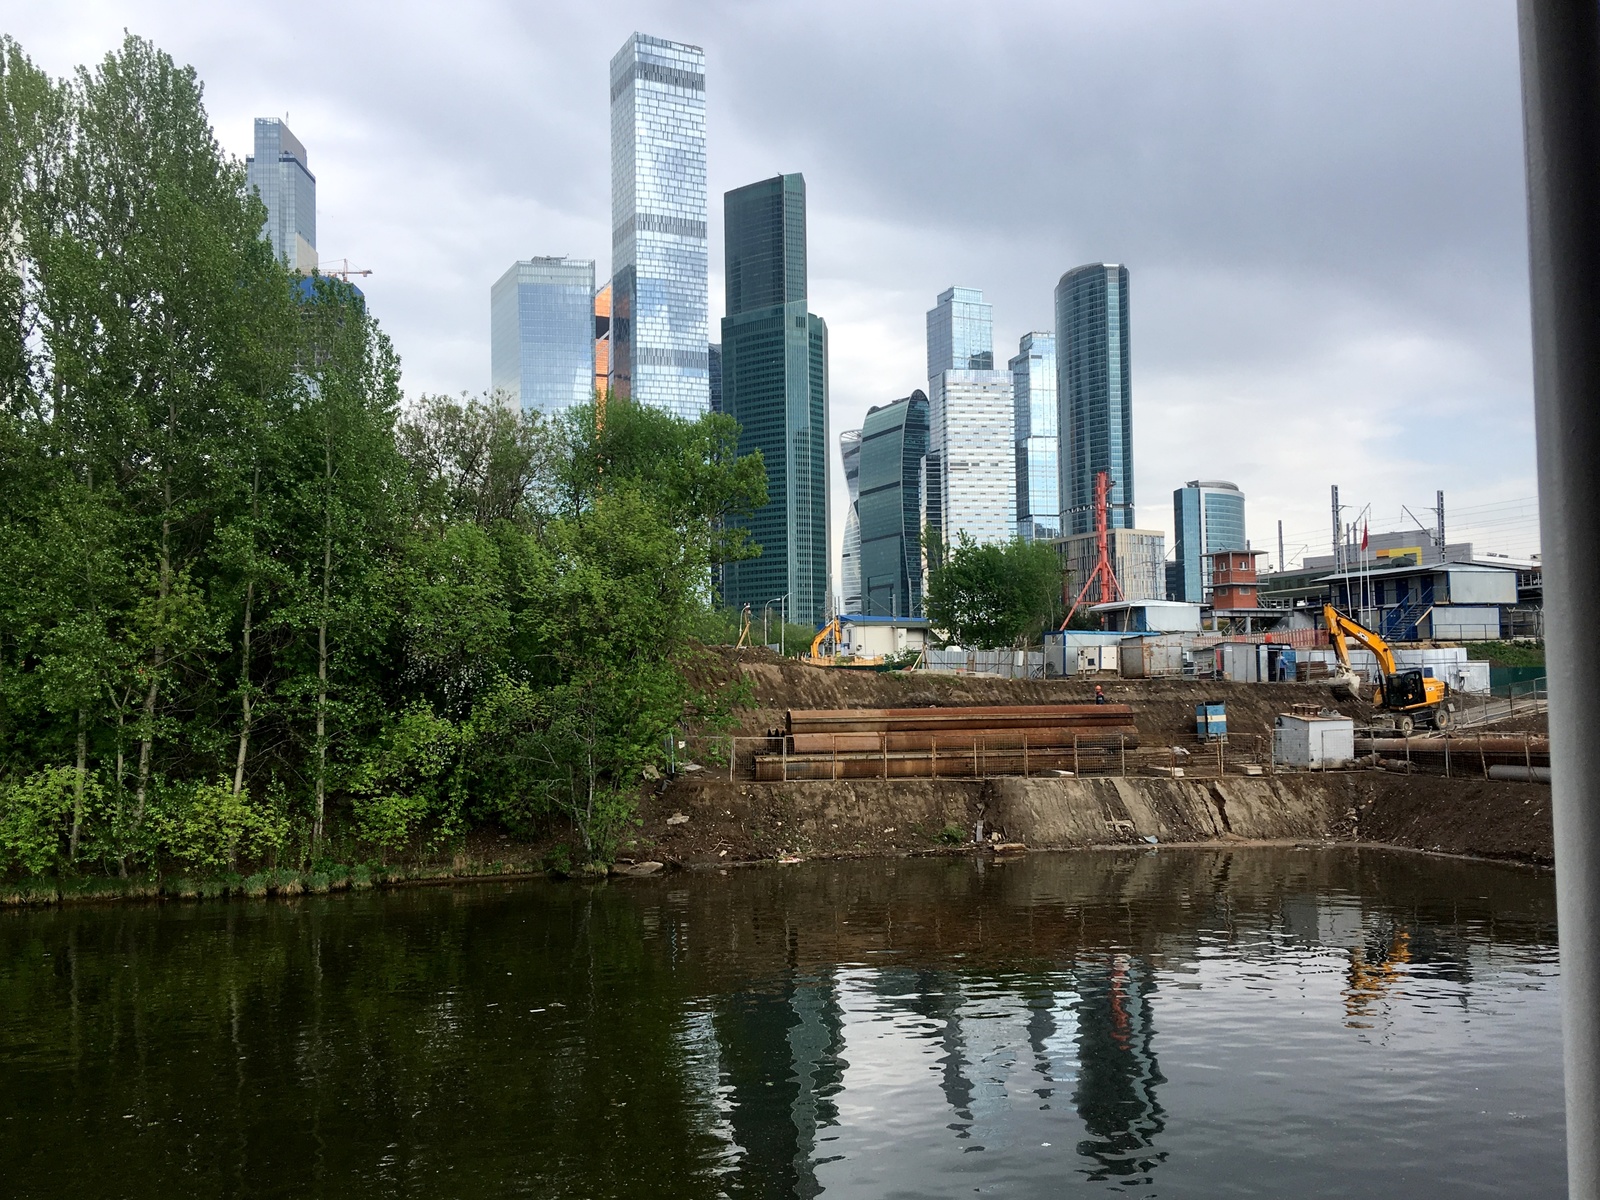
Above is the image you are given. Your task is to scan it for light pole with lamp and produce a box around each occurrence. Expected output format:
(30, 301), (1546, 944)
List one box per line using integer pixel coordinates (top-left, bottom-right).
(764, 594), (789, 656)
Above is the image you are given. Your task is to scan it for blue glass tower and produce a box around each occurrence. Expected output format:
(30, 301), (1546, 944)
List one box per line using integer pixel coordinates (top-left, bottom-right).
(1010, 331), (1059, 542)
(489, 257), (596, 414)
(718, 174), (830, 628)
(608, 33), (708, 418)
(246, 118), (316, 272)
(1056, 264), (1133, 536)
(1170, 480), (1247, 602)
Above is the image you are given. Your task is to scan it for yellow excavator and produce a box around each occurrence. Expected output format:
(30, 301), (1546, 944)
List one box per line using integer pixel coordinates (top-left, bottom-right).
(1323, 604), (1453, 734)
(808, 618), (884, 668)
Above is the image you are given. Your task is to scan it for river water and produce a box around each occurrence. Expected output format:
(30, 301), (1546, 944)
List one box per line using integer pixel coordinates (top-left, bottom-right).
(0, 848), (1564, 1198)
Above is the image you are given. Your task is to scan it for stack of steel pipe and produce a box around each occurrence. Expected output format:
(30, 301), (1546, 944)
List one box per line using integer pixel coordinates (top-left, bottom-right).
(755, 704), (1139, 781)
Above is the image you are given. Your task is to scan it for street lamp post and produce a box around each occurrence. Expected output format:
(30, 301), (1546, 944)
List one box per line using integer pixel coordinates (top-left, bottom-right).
(763, 594), (789, 656)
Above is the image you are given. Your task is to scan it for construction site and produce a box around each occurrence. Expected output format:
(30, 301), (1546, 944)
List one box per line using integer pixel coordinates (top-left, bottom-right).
(637, 646), (1553, 871)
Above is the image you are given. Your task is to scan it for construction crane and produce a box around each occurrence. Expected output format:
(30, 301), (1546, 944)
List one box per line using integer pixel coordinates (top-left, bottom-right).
(1323, 604), (1453, 735)
(1060, 469), (1124, 628)
(316, 258), (373, 282)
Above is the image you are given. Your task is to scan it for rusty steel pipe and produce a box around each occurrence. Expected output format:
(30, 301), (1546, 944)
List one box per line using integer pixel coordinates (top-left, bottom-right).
(788, 727), (1138, 754)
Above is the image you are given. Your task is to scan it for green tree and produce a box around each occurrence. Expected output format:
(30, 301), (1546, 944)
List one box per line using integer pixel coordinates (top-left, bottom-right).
(924, 533), (1064, 649)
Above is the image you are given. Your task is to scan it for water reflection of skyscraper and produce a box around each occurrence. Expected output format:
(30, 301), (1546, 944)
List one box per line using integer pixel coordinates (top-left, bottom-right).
(1071, 955), (1168, 1183)
(710, 974), (845, 1199)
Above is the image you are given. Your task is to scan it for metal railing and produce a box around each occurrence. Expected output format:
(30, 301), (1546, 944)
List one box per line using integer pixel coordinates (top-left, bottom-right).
(709, 732), (1278, 783)
(1450, 676), (1549, 729)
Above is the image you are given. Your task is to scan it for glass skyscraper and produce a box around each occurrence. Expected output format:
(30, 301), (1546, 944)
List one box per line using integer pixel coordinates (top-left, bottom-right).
(490, 257), (597, 414)
(840, 429), (863, 614)
(926, 287), (1015, 549)
(718, 174), (830, 628)
(1056, 264), (1133, 536)
(608, 33), (708, 418)
(1170, 480), (1247, 602)
(1010, 330), (1059, 543)
(246, 118), (316, 273)
(858, 391), (930, 617)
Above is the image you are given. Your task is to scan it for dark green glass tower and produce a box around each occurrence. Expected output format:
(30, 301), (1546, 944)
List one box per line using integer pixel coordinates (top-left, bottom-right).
(719, 174), (830, 628)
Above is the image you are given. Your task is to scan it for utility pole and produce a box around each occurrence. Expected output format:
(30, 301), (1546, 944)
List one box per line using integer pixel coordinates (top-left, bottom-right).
(1277, 519), (1285, 573)
(1436, 489), (1447, 553)
(1331, 485), (1342, 573)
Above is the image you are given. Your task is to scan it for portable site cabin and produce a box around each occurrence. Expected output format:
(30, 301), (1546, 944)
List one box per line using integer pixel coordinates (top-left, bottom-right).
(1273, 713), (1355, 769)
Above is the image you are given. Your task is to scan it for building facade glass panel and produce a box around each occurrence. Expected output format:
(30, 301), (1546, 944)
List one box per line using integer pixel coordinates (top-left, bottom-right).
(608, 33), (709, 418)
(858, 391), (930, 617)
(926, 286), (1014, 549)
(1010, 330), (1059, 542)
(718, 174), (829, 627)
(1169, 479), (1248, 602)
(490, 257), (596, 414)
(840, 429), (863, 614)
(246, 118), (316, 272)
(1056, 264), (1133, 535)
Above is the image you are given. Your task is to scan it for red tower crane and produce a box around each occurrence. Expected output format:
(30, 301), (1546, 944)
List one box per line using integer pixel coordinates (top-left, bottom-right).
(1060, 469), (1125, 628)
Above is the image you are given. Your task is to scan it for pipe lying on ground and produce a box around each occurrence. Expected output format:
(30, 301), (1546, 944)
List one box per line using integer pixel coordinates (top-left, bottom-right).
(788, 727), (1138, 754)
(1360, 736), (1549, 755)
(1488, 764), (1552, 783)
(786, 704), (1133, 733)
(754, 747), (1129, 781)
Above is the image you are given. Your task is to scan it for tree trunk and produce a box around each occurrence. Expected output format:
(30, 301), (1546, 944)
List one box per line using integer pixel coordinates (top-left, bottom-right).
(233, 465), (262, 798)
(134, 515), (172, 828)
(232, 577), (254, 797)
(70, 709), (86, 861)
(314, 458), (333, 845)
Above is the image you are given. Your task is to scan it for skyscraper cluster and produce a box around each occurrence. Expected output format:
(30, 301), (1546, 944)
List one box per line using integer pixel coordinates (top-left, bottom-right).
(842, 266), (1180, 619)
(482, 33), (832, 626)
(245, 41), (1250, 635)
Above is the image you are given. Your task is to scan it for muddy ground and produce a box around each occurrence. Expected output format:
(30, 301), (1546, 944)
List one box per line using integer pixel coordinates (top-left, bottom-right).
(635, 652), (1555, 869)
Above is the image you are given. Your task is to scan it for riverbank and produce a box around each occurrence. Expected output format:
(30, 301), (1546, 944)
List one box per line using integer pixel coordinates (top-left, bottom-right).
(1, 767), (1554, 908)
(0, 657), (1556, 906)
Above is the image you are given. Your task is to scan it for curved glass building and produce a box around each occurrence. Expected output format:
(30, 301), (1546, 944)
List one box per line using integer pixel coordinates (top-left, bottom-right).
(857, 391), (930, 617)
(840, 429), (863, 613)
(1056, 264), (1133, 536)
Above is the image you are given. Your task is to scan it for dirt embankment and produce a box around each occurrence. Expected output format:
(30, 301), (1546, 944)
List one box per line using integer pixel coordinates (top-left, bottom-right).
(638, 653), (1554, 868)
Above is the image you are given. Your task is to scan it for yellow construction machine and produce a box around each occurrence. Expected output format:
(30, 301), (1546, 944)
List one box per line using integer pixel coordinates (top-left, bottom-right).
(1322, 604), (1453, 734)
(808, 618), (884, 668)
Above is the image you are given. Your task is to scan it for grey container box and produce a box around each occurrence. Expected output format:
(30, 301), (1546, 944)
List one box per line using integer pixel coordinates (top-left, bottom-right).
(1272, 713), (1355, 769)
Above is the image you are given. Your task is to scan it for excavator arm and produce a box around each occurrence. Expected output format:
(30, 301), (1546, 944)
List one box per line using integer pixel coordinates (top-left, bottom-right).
(809, 617), (840, 663)
(1323, 604), (1399, 676)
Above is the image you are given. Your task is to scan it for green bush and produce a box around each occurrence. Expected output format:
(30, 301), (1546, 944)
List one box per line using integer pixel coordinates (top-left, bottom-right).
(155, 778), (290, 872)
(0, 767), (97, 875)
(937, 823), (968, 846)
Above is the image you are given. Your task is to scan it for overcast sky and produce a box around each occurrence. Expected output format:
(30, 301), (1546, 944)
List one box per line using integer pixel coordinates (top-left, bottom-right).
(9, 0), (1540, 573)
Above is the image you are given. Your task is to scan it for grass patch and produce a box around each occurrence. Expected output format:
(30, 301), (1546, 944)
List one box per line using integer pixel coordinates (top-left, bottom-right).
(1466, 640), (1545, 668)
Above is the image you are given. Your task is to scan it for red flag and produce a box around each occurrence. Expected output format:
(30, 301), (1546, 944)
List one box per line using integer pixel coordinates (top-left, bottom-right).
(1360, 522), (1369, 550)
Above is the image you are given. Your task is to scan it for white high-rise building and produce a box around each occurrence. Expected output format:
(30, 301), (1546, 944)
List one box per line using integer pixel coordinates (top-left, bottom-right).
(246, 118), (316, 273)
(925, 287), (1016, 548)
(608, 33), (709, 418)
